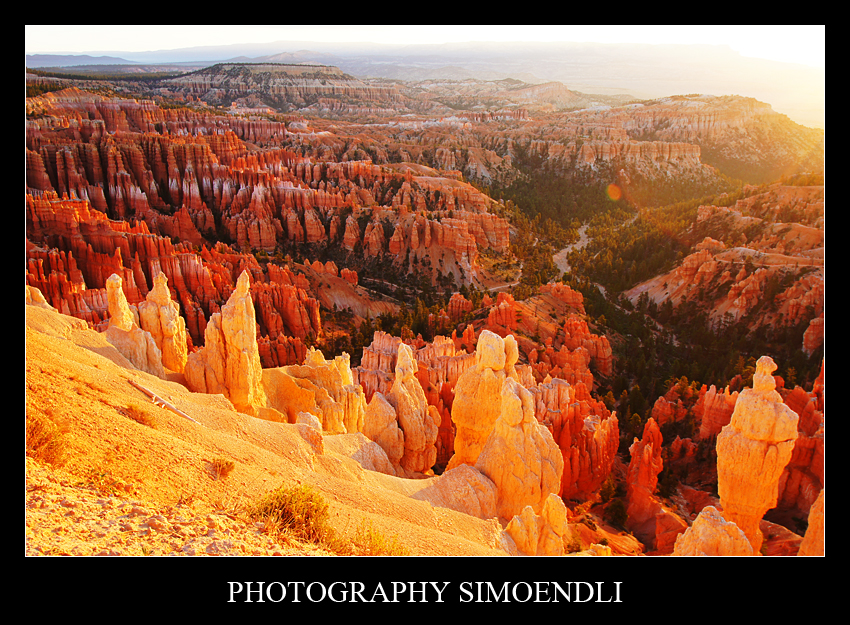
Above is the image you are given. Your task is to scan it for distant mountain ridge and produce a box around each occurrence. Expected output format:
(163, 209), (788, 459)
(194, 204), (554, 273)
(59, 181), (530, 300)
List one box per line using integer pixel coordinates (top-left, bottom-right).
(26, 54), (140, 67)
(26, 40), (824, 128)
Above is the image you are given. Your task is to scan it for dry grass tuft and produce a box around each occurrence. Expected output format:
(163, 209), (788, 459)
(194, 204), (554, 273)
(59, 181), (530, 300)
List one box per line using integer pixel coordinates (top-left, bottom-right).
(82, 465), (124, 496)
(210, 457), (235, 480)
(26, 410), (69, 467)
(247, 484), (351, 555)
(352, 520), (410, 556)
(124, 402), (157, 428)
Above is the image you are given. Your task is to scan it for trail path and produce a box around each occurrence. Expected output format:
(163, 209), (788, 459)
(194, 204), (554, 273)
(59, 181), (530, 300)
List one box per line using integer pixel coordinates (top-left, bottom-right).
(553, 224), (590, 275)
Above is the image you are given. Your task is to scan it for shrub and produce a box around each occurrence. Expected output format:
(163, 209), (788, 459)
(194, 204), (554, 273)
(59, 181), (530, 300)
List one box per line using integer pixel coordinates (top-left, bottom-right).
(210, 457), (235, 480)
(83, 465), (123, 496)
(599, 474), (616, 503)
(26, 411), (68, 466)
(124, 403), (157, 428)
(247, 484), (350, 554)
(605, 498), (628, 529)
(352, 521), (409, 556)
(566, 533), (584, 554)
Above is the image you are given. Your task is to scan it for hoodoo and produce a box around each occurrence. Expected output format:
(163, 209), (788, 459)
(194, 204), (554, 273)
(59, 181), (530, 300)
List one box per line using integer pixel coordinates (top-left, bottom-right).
(137, 272), (189, 373)
(716, 356), (799, 553)
(185, 270), (268, 415)
(103, 273), (166, 379)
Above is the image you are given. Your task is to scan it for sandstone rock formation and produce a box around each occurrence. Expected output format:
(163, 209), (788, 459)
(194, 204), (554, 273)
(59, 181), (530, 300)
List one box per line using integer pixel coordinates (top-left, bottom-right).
(137, 272), (189, 373)
(166, 63), (402, 111)
(626, 418), (665, 527)
(475, 376), (564, 522)
(352, 329), (479, 468)
(774, 382), (824, 520)
(529, 378), (619, 500)
(695, 384), (739, 440)
(798, 489), (824, 556)
(262, 368), (323, 423)
(386, 342), (439, 474)
(103, 273), (166, 378)
(672, 506), (754, 556)
(264, 348), (366, 435)
(184, 270), (267, 415)
(625, 184), (824, 353)
(447, 330), (519, 470)
(322, 432), (397, 476)
(504, 494), (572, 556)
(410, 463), (498, 519)
(26, 284), (56, 311)
(624, 417), (688, 552)
(361, 392), (405, 472)
(716, 356), (799, 553)
(447, 292), (473, 321)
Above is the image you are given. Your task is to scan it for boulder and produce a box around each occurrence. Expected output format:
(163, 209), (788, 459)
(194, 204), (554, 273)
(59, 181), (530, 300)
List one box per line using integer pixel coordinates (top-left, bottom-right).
(505, 494), (572, 556)
(672, 506), (754, 556)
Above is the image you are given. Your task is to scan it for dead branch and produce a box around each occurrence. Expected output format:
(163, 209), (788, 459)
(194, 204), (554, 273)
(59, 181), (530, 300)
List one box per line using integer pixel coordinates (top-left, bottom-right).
(128, 379), (202, 425)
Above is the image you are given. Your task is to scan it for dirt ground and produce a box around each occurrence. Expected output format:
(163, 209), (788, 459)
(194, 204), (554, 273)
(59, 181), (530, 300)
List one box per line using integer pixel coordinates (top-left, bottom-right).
(25, 303), (513, 558)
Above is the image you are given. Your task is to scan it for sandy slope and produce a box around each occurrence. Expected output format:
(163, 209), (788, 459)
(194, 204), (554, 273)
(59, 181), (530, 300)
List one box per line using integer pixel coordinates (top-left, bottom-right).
(24, 304), (508, 557)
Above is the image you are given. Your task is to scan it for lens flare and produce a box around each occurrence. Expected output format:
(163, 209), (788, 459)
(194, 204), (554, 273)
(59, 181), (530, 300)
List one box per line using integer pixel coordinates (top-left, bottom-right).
(606, 184), (622, 201)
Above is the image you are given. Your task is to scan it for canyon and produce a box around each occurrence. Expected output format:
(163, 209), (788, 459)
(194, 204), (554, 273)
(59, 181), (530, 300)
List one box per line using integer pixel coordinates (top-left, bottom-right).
(25, 62), (824, 560)
(625, 182), (824, 356)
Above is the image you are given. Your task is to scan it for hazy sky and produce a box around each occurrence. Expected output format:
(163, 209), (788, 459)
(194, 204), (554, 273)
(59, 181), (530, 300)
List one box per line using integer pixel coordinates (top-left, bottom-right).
(25, 24), (825, 69)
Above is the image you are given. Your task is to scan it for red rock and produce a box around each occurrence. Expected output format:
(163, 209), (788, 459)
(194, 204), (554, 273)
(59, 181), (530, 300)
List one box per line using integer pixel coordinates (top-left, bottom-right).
(624, 418), (688, 552)
(257, 334), (307, 368)
(388, 223), (405, 255)
(251, 282), (321, 341)
(561, 317), (613, 377)
(772, 374), (825, 519)
(803, 314), (824, 355)
(529, 378), (618, 500)
(447, 292), (473, 321)
(340, 267), (358, 286)
(626, 418), (664, 526)
(487, 298), (516, 331)
(303, 207), (326, 243)
(363, 220), (386, 257)
(695, 384), (739, 440)
(342, 214), (360, 251)
(539, 282), (585, 312)
(651, 396), (688, 427)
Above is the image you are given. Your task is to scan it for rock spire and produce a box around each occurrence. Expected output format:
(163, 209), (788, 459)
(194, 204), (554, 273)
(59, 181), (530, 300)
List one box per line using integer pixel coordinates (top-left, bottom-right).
(103, 273), (166, 378)
(137, 272), (189, 373)
(716, 356), (799, 553)
(185, 270), (267, 415)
